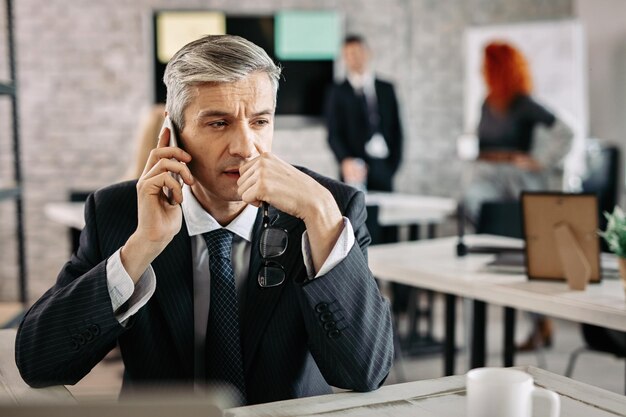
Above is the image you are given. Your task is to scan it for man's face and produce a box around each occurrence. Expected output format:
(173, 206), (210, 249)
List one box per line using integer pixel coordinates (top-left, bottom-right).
(179, 72), (275, 207)
(343, 42), (369, 75)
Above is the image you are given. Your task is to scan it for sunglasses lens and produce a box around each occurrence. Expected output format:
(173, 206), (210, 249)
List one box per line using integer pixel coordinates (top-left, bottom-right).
(260, 228), (288, 258)
(258, 264), (286, 287)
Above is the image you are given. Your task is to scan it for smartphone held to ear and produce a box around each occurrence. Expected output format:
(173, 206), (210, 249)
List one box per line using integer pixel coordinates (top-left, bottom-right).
(162, 116), (183, 205)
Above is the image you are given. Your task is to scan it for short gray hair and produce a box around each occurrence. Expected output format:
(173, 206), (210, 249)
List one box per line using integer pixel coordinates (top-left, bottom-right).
(163, 34), (281, 130)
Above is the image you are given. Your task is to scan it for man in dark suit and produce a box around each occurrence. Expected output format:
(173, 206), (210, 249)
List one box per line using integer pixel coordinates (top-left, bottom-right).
(326, 35), (403, 192)
(15, 35), (393, 406)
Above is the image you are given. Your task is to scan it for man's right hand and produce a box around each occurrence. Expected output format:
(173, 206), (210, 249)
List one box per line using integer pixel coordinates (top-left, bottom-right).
(120, 127), (195, 283)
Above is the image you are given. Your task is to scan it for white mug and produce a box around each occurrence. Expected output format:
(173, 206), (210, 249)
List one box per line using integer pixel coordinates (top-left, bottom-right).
(467, 368), (560, 417)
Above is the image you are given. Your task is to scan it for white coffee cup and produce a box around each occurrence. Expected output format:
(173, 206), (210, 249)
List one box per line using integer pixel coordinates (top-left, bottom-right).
(467, 368), (560, 417)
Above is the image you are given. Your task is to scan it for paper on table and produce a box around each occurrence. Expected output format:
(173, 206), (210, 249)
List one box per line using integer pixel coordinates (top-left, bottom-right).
(299, 391), (465, 417)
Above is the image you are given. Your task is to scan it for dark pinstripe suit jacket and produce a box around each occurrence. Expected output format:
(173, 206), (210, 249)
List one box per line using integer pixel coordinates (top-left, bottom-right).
(15, 168), (394, 405)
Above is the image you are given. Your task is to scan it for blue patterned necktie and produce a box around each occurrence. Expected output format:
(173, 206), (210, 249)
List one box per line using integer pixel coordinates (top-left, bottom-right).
(203, 229), (246, 405)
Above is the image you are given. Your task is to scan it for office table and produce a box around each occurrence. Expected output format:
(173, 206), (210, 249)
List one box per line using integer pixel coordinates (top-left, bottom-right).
(368, 234), (626, 375)
(44, 202), (85, 230)
(226, 365), (626, 417)
(0, 329), (74, 404)
(1, 328), (623, 415)
(364, 192), (456, 227)
(44, 193), (458, 232)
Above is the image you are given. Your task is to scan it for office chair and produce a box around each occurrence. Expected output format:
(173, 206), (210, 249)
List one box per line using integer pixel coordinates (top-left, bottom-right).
(476, 200), (523, 238)
(581, 142), (621, 249)
(564, 324), (625, 393)
(568, 142), (625, 393)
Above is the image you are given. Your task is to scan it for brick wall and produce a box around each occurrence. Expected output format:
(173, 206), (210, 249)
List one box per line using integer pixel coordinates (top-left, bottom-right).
(0, 0), (572, 300)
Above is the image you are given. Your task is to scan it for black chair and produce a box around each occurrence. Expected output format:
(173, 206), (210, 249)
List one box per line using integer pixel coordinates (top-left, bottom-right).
(569, 142), (625, 393)
(69, 190), (93, 254)
(582, 143), (621, 250)
(565, 324), (626, 382)
(476, 200), (523, 239)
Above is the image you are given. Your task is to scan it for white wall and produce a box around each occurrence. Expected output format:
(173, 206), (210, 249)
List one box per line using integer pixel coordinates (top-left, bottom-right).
(575, 0), (626, 142)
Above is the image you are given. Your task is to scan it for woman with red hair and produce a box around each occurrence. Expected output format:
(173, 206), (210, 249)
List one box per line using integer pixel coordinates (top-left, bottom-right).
(463, 41), (573, 351)
(464, 41), (573, 219)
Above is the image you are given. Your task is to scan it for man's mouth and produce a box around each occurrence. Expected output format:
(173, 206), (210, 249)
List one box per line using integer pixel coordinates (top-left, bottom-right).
(223, 168), (241, 178)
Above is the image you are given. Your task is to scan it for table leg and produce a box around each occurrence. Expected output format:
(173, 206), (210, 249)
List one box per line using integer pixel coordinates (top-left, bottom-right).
(406, 288), (418, 345)
(392, 316), (406, 383)
(470, 300), (487, 368)
(504, 307), (516, 367)
(427, 223), (436, 239)
(426, 290), (435, 336)
(444, 293), (456, 376)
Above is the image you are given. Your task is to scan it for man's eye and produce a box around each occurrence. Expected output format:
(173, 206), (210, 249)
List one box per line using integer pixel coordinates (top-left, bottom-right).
(209, 121), (227, 128)
(254, 119), (269, 126)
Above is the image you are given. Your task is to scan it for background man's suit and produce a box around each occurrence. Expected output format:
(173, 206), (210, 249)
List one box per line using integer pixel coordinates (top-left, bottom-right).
(15, 169), (394, 405)
(326, 79), (403, 192)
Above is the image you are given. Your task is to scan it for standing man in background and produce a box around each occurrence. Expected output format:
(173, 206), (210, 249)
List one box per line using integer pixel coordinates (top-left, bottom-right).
(326, 35), (403, 192)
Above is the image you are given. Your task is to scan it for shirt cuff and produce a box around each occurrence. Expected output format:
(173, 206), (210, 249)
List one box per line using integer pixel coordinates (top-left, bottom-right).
(106, 249), (156, 324)
(301, 217), (355, 280)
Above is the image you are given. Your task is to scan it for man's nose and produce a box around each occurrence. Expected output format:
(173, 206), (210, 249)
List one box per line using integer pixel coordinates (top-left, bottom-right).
(229, 124), (257, 159)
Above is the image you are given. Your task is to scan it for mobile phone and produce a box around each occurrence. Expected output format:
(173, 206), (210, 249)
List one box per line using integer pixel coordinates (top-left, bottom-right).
(162, 116), (183, 205)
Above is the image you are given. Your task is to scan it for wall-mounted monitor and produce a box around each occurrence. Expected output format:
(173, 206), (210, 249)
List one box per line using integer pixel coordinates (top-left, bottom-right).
(152, 10), (342, 118)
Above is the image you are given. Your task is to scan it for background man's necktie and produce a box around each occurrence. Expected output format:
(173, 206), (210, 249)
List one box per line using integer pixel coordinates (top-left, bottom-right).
(203, 229), (246, 405)
(358, 88), (380, 138)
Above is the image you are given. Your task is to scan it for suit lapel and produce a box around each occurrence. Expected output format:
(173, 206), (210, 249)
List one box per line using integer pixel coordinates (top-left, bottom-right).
(242, 205), (306, 373)
(152, 221), (194, 377)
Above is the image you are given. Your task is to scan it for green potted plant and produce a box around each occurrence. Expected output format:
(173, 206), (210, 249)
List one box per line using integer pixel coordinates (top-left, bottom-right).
(599, 206), (626, 297)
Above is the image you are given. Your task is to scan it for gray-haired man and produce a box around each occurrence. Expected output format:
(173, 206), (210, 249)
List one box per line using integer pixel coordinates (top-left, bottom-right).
(16, 35), (393, 406)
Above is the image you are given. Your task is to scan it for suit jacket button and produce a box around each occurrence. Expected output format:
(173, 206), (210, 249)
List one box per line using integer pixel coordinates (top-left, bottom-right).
(77, 334), (86, 345)
(83, 330), (93, 341)
(319, 312), (333, 322)
(323, 321), (336, 331)
(89, 324), (100, 335)
(70, 339), (80, 351)
(327, 329), (341, 339)
(315, 303), (329, 313)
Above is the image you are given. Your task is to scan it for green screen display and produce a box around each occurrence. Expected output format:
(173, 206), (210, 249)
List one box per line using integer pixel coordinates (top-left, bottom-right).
(275, 11), (341, 60)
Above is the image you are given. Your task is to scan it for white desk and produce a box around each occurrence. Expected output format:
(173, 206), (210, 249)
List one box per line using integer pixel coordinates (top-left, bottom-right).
(368, 235), (626, 373)
(2, 328), (623, 415)
(226, 366), (626, 417)
(44, 202), (85, 230)
(0, 329), (74, 404)
(369, 234), (626, 330)
(364, 192), (456, 227)
(44, 193), (458, 231)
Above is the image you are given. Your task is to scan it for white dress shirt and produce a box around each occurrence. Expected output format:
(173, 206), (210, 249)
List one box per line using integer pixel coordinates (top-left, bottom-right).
(105, 184), (355, 378)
